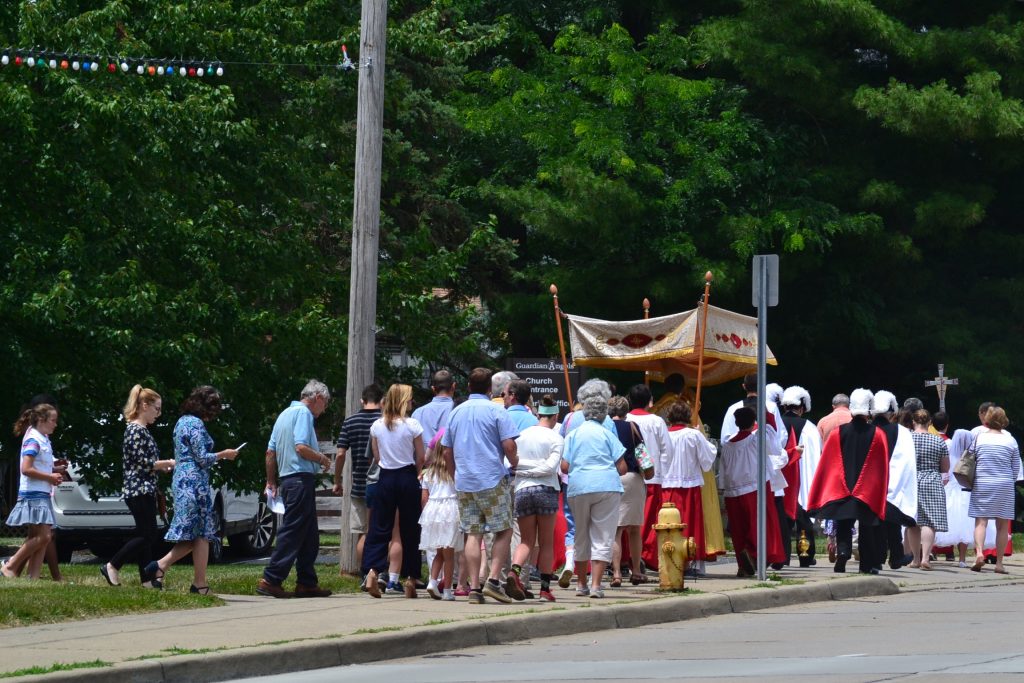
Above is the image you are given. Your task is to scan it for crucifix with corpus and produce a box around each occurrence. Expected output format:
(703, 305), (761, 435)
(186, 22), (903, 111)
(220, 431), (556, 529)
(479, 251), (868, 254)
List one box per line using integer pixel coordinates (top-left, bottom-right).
(924, 363), (958, 412)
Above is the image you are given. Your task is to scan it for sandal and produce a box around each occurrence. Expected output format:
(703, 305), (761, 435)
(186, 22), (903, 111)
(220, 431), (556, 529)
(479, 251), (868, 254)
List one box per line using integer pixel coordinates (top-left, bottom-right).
(995, 567), (1010, 575)
(190, 584), (211, 595)
(630, 573), (650, 585)
(610, 578), (622, 588)
(970, 556), (985, 573)
(143, 561), (165, 582)
(919, 563), (933, 571)
(0, 560), (14, 579)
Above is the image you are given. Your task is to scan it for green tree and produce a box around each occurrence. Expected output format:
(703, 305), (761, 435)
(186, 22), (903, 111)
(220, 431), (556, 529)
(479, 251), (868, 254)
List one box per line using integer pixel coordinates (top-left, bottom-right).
(0, 0), (515, 494)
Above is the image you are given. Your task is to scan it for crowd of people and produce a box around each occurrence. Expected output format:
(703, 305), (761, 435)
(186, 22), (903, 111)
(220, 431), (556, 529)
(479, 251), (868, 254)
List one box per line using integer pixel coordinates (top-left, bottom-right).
(2, 370), (1019, 597)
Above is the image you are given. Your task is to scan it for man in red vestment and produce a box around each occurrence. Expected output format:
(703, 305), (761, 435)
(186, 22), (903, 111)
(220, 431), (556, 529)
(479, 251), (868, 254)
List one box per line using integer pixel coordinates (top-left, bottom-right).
(807, 388), (890, 574)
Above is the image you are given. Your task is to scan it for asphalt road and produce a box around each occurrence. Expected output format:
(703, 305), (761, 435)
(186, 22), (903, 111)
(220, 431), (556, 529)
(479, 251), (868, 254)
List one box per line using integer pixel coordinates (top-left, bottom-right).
(235, 582), (1024, 682)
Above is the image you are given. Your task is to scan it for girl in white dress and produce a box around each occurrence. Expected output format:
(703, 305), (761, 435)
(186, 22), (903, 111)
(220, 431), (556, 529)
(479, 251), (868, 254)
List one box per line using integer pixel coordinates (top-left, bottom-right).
(419, 434), (460, 600)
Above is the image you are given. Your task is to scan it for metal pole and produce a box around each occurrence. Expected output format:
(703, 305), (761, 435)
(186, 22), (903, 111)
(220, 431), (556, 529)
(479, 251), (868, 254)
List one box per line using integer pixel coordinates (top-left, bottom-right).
(756, 257), (768, 582)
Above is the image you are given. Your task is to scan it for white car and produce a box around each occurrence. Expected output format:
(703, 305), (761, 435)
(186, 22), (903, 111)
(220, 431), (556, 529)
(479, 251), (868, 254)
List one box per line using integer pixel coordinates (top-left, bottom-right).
(52, 464), (276, 563)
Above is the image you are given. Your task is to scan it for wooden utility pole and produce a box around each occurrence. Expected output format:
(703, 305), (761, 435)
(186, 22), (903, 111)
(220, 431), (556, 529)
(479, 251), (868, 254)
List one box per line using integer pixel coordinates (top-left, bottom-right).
(340, 0), (388, 575)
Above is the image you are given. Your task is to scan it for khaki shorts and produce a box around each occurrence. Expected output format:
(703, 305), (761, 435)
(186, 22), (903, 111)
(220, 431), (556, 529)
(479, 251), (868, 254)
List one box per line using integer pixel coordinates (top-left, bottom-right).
(349, 497), (368, 535)
(458, 478), (513, 535)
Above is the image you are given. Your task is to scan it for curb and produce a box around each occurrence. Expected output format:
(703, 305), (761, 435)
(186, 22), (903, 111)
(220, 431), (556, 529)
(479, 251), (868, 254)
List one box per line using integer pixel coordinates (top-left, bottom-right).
(17, 576), (898, 683)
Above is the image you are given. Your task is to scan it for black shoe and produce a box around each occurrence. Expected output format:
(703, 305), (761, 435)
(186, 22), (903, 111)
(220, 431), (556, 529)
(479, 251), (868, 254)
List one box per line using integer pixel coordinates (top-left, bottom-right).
(834, 556), (848, 573)
(770, 562), (786, 570)
(860, 567), (880, 575)
(799, 558), (817, 568)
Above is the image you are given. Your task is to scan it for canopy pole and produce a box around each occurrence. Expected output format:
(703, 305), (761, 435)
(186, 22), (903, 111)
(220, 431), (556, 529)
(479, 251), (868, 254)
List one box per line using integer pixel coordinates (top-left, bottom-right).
(691, 271), (713, 427)
(550, 284), (574, 410)
(643, 297), (651, 387)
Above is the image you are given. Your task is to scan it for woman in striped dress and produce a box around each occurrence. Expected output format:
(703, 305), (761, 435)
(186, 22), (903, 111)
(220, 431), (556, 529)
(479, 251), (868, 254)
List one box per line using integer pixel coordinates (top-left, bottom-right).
(906, 410), (949, 570)
(969, 406), (1020, 574)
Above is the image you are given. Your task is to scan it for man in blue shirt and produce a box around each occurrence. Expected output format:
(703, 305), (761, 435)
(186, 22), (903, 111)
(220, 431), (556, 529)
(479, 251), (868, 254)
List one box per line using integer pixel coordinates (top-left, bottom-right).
(257, 380), (333, 599)
(411, 369), (456, 445)
(504, 379), (539, 432)
(442, 368), (520, 604)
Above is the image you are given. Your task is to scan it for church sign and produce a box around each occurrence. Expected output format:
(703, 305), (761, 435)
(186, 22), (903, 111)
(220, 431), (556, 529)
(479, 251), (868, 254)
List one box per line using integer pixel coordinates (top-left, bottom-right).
(506, 358), (583, 417)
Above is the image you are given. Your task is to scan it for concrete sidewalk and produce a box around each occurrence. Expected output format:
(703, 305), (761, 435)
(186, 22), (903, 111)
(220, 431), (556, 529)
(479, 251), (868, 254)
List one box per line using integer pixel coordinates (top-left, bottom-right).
(4, 555), (1021, 683)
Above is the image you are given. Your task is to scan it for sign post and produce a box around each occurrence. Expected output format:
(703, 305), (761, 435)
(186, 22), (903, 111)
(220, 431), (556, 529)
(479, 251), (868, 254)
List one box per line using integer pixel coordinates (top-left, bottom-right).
(752, 254), (778, 582)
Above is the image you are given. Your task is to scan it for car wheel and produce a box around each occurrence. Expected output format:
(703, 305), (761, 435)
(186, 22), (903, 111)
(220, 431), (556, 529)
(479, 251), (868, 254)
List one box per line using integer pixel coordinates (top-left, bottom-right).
(229, 500), (277, 557)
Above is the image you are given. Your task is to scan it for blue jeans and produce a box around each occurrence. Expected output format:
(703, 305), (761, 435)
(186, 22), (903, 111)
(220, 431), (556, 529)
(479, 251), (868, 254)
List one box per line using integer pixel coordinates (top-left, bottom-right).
(263, 473), (319, 587)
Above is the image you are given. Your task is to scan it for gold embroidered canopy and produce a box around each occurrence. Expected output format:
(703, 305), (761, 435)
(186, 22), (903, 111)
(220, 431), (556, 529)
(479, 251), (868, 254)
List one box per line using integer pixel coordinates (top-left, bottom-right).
(566, 304), (776, 387)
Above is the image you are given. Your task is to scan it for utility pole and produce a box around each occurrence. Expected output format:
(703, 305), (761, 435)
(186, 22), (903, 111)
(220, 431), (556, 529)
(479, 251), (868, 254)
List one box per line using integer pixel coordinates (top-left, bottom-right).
(340, 0), (388, 575)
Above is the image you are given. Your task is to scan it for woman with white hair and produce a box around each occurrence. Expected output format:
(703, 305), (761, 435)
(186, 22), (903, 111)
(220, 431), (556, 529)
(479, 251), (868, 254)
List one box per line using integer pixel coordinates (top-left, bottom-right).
(556, 378), (615, 586)
(560, 392), (626, 598)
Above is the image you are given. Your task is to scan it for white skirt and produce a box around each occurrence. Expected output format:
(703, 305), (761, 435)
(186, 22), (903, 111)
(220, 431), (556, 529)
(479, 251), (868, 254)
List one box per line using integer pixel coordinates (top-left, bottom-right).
(935, 480), (999, 548)
(419, 497), (461, 551)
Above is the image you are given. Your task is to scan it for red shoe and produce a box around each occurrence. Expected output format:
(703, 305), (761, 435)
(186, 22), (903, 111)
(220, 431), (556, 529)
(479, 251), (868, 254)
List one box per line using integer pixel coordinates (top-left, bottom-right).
(538, 589), (556, 602)
(453, 586), (471, 597)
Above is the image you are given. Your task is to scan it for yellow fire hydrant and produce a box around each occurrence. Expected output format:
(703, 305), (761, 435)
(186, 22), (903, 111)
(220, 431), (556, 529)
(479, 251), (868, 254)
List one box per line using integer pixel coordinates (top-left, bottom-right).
(652, 502), (696, 590)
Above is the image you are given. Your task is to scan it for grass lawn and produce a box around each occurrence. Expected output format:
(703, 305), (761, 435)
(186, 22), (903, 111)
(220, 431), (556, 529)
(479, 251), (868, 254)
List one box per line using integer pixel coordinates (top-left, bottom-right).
(0, 563), (362, 629)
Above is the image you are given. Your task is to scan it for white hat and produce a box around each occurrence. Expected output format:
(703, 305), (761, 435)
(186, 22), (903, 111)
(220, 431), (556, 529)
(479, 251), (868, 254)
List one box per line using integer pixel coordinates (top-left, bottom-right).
(765, 383), (784, 405)
(781, 385), (811, 412)
(849, 388), (874, 417)
(871, 390), (898, 416)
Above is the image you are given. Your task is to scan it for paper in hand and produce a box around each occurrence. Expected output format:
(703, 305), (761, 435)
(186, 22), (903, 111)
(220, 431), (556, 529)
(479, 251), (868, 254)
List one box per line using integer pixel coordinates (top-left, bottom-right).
(265, 486), (285, 514)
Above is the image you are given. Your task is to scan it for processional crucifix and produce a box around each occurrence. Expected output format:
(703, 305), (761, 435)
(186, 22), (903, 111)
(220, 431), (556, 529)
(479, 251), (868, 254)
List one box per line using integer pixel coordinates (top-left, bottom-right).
(924, 363), (958, 412)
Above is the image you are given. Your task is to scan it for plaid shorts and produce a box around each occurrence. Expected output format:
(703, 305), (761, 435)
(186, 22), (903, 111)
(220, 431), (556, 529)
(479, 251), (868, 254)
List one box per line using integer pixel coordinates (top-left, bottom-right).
(458, 478), (513, 535)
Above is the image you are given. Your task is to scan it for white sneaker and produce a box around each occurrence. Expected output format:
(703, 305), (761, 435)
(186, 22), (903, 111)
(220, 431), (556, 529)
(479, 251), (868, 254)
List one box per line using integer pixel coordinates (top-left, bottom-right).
(426, 579), (442, 600)
(442, 588), (455, 601)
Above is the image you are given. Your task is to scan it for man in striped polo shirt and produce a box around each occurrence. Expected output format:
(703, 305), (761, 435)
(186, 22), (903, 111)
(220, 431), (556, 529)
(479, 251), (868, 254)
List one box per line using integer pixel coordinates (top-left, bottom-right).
(334, 384), (383, 570)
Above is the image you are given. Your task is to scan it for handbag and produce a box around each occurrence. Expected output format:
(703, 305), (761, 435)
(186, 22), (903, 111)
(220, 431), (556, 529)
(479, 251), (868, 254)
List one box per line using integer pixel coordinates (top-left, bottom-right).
(952, 436), (978, 490)
(630, 422), (655, 480)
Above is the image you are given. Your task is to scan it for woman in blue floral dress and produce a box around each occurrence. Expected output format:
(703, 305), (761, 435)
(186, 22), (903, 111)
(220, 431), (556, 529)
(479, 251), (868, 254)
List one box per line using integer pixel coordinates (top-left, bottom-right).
(145, 386), (239, 594)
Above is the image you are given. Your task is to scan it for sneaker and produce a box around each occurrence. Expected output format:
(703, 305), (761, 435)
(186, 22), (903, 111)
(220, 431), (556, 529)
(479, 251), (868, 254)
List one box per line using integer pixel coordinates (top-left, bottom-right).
(958, 561), (968, 569)
(482, 581), (513, 604)
(366, 569), (381, 599)
(256, 578), (293, 599)
(442, 588), (455, 601)
(523, 589), (535, 600)
(385, 581), (404, 595)
(505, 573), (527, 601)
(426, 579), (442, 600)
(467, 590), (485, 604)
(538, 589), (556, 602)
(403, 578), (418, 598)
(590, 588), (605, 599)
(558, 566), (573, 589)
(360, 575), (369, 592)
(575, 586), (590, 597)
(454, 586), (471, 597)
(294, 584), (332, 598)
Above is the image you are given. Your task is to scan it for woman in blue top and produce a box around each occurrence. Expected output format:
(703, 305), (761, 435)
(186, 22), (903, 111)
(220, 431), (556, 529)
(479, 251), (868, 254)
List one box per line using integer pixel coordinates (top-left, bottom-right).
(2, 404), (63, 579)
(146, 386), (239, 594)
(561, 393), (627, 598)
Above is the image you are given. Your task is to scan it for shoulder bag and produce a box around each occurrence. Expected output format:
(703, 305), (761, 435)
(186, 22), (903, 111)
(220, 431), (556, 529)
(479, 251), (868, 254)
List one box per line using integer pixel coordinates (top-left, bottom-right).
(630, 422), (655, 480)
(952, 436), (978, 490)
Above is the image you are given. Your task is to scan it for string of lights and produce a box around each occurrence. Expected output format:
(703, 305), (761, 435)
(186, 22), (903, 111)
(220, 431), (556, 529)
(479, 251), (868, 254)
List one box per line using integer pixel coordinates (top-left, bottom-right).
(0, 44), (360, 77)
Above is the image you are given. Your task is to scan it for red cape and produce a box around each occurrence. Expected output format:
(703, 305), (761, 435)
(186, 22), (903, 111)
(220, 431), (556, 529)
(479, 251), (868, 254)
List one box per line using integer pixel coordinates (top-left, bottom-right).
(781, 425), (802, 520)
(807, 424), (889, 520)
